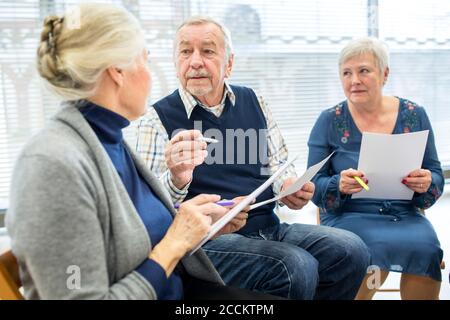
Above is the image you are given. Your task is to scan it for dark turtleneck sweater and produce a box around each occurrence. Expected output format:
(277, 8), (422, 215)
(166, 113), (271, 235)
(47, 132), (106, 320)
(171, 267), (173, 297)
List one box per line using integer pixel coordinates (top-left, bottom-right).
(80, 101), (183, 300)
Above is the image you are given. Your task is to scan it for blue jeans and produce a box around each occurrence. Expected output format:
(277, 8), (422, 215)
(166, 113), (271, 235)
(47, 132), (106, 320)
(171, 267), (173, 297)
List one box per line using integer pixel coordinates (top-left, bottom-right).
(203, 223), (370, 300)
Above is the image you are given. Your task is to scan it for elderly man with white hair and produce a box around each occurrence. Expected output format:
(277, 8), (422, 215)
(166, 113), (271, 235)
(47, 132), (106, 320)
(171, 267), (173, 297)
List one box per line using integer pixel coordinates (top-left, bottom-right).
(137, 16), (370, 300)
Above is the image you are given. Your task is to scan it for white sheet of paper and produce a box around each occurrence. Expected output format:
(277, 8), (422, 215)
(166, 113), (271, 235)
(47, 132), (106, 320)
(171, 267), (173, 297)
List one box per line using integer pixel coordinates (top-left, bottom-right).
(189, 154), (299, 255)
(249, 152), (335, 211)
(352, 130), (429, 200)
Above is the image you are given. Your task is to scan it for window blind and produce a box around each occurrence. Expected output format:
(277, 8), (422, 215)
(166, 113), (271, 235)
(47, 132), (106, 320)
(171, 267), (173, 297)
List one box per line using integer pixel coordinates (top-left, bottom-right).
(0, 0), (449, 203)
(379, 0), (450, 168)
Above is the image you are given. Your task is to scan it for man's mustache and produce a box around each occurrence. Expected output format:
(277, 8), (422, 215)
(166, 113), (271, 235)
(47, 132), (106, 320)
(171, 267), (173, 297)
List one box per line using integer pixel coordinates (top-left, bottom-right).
(186, 71), (211, 79)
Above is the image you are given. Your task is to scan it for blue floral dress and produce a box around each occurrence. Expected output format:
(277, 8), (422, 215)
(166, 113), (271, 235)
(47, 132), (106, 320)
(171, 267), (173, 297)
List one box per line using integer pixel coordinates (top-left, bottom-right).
(307, 97), (444, 281)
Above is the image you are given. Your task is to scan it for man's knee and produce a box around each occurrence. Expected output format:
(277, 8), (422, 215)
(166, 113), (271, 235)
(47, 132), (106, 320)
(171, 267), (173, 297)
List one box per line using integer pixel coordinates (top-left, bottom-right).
(280, 249), (319, 299)
(343, 232), (370, 274)
(243, 245), (320, 299)
(325, 227), (371, 274)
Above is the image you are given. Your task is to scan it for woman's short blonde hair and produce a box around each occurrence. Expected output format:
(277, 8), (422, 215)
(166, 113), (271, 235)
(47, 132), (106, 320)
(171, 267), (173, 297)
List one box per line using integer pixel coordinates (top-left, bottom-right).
(37, 3), (145, 101)
(338, 37), (390, 74)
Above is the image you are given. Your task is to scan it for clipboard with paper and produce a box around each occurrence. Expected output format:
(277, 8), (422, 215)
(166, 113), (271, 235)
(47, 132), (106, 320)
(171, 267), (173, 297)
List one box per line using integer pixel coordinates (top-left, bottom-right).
(189, 152), (334, 255)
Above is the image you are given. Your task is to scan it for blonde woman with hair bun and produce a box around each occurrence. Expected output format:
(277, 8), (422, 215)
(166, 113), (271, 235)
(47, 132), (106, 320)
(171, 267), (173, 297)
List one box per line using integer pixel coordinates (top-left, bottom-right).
(6, 3), (264, 300)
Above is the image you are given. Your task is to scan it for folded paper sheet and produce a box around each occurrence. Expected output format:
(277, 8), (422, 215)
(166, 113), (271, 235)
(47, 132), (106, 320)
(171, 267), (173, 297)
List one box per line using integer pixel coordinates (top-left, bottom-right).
(352, 130), (429, 200)
(189, 154), (299, 255)
(189, 152), (334, 255)
(249, 152), (335, 211)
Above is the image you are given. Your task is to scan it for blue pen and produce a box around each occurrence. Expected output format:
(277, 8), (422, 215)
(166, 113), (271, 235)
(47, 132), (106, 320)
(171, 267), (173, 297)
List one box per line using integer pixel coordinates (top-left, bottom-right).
(174, 199), (234, 209)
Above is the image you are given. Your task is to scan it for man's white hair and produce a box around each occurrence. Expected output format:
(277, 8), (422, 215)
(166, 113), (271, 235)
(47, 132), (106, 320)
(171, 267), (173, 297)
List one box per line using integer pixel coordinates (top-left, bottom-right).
(174, 15), (234, 60)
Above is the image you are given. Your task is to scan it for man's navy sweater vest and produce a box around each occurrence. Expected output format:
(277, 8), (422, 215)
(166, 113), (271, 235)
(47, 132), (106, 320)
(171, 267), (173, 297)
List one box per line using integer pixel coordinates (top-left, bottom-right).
(153, 85), (279, 234)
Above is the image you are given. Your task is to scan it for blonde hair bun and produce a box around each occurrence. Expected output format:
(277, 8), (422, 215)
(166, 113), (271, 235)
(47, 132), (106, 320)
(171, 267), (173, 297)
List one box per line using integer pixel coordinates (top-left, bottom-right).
(36, 3), (145, 101)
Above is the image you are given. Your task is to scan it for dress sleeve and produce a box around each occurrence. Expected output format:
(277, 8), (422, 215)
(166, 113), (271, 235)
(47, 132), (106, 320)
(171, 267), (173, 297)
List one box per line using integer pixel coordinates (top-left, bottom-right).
(411, 108), (444, 209)
(308, 110), (348, 214)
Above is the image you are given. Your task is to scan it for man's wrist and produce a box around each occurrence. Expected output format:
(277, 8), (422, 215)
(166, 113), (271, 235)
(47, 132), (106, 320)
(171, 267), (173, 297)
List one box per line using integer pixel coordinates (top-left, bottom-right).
(165, 170), (191, 193)
(170, 172), (191, 190)
(172, 177), (188, 190)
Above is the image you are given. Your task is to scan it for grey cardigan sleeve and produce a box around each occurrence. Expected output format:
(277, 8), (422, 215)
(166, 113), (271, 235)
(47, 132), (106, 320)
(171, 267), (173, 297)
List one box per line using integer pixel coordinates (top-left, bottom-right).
(7, 154), (157, 300)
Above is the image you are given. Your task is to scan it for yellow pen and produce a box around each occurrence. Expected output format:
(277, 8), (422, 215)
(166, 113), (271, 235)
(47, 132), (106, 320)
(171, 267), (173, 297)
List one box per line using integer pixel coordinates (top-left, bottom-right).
(354, 176), (370, 191)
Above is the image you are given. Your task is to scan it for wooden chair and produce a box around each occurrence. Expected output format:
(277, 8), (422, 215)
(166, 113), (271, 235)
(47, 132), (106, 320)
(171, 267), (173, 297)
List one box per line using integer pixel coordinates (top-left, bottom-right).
(315, 207), (445, 294)
(0, 249), (23, 300)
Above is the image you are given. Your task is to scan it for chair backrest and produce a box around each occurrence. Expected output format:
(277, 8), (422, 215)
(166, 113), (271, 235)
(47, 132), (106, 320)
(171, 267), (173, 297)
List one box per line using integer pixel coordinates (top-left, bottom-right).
(0, 249), (23, 300)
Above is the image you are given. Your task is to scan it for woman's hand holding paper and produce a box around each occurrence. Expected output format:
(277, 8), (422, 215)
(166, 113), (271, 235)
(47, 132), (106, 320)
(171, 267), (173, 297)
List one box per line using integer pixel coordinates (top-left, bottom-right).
(213, 196), (251, 238)
(402, 169), (432, 194)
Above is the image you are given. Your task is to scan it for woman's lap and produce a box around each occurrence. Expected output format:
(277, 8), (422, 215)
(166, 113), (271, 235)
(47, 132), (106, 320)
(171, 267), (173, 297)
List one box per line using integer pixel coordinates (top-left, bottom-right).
(322, 211), (443, 281)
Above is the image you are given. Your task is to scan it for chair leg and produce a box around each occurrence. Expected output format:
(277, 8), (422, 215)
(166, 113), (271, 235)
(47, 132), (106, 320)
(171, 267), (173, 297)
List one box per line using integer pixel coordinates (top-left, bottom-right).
(356, 270), (390, 300)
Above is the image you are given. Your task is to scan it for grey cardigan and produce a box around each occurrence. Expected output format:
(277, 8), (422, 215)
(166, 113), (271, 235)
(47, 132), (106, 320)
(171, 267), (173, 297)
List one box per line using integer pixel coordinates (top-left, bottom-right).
(6, 104), (223, 300)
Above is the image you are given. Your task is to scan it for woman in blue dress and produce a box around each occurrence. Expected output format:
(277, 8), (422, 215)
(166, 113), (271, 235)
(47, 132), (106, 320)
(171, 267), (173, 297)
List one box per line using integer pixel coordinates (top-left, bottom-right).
(308, 37), (444, 300)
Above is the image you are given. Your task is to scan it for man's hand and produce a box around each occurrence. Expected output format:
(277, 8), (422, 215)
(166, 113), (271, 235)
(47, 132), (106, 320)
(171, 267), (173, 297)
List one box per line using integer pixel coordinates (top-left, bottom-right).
(280, 177), (315, 210)
(165, 130), (207, 189)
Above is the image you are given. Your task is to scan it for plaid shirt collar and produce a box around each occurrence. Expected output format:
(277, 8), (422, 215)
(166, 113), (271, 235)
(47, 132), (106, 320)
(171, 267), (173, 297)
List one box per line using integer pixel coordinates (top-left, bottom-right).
(178, 81), (236, 119)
